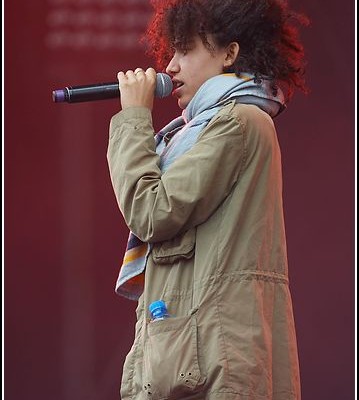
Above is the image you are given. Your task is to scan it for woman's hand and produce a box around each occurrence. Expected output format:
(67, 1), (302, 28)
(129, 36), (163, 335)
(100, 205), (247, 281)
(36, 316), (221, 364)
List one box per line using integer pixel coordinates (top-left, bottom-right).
(117, 67), (157, 111)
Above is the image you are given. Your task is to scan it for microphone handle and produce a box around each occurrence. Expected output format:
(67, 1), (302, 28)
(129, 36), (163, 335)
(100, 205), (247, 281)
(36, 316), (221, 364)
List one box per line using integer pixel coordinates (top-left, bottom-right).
(53, 82), (119, 103)
(52, 73), (173, 103)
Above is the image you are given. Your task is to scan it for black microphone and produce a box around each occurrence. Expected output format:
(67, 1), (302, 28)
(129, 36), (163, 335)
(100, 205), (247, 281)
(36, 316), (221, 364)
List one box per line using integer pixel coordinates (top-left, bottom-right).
(52, 73), (173, 103)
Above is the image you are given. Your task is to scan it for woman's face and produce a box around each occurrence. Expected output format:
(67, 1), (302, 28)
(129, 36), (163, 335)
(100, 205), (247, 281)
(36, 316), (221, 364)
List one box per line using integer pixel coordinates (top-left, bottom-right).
(165, 35), (232, 109)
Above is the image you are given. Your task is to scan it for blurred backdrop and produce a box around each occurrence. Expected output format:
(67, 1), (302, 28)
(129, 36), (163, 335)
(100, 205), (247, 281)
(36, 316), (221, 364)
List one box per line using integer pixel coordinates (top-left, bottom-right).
(4, 0), (355, 399)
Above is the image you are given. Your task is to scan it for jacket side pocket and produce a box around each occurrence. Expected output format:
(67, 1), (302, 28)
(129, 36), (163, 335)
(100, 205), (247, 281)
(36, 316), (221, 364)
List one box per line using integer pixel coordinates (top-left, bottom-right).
(143, 312), (206, 399)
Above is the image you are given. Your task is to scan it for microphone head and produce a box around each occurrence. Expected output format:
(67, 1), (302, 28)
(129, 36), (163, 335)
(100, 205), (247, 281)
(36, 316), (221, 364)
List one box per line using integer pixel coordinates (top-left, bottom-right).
(155, 73), (173, 98)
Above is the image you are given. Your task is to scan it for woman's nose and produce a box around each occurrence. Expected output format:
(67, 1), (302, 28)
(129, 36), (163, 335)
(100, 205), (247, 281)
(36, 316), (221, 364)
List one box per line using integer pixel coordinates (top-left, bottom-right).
(165, 54), (180, 75)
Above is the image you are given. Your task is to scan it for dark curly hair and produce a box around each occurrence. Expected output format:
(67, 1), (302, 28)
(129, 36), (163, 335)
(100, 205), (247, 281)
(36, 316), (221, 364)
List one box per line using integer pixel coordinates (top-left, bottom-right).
(145, 0), (309, 99)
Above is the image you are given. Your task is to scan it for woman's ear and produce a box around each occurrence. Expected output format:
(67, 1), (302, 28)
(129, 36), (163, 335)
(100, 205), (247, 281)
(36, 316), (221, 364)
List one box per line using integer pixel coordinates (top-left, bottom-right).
(223, 42), (240, 68)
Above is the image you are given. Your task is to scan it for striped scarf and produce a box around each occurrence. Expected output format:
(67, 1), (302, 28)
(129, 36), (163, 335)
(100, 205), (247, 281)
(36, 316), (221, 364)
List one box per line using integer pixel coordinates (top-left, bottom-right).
(115, 73), (285, 300)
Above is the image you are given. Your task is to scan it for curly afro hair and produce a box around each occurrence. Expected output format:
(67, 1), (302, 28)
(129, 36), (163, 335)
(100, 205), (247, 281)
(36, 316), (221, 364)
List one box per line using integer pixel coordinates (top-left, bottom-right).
(145, 0), (309, 99)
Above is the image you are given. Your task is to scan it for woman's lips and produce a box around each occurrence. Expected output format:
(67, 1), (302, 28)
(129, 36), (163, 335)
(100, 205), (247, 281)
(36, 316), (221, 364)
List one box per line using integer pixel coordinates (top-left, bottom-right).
(172, 81), (184, 96)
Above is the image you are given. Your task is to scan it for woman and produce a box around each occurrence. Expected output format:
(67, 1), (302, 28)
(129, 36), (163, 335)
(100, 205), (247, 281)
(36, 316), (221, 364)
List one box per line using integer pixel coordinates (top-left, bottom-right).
(107, 0), (308, 398)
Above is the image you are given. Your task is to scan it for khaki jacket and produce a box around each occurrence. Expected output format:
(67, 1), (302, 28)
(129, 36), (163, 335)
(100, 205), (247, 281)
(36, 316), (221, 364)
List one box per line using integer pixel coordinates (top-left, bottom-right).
(107, 101), (301, 400)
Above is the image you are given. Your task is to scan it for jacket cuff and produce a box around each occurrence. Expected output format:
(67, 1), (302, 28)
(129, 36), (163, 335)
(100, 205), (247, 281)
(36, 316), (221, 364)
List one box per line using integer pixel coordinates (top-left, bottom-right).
(111, 107), (153, 126)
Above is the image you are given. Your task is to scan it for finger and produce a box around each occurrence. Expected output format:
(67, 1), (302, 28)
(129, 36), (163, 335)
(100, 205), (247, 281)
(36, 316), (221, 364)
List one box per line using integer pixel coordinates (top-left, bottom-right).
(128, 69), (146, 83)
(145, 67), (157, 85)
(134, 68), (146, 82)
(125, 70), (137, 82)
(134, 68), (145, 75)
(117, 71), (127, 88)
(146, 67), (157, 77)
(117, 71), (125, 81)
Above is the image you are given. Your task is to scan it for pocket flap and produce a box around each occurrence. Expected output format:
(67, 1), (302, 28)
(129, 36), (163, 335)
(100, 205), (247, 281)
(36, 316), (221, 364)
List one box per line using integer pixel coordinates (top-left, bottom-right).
(152, 228), (196, 265)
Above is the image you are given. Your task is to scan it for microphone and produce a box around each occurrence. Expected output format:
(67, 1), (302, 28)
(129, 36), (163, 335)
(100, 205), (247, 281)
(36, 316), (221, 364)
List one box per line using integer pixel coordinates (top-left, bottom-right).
(52, 73), (173, 103)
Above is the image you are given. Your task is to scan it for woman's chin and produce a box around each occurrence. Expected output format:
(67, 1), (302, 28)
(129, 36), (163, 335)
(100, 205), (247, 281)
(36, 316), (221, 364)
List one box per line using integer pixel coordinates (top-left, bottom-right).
(177, 97), (189, 110)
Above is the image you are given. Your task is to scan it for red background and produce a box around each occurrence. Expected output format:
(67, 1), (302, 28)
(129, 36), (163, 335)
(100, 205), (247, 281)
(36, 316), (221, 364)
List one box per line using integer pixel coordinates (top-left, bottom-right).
(4, 1), (355, 399)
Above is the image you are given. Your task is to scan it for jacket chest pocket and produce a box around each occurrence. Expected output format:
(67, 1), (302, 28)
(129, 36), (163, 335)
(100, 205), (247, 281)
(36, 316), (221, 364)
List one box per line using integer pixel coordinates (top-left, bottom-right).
(143, 312), (206, 399)
(151, 228), (196, 265)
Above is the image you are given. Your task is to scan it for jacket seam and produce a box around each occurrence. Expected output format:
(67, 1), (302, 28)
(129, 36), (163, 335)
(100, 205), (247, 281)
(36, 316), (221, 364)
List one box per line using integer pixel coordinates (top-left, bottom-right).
(213, 205), (230, 386)
(237, 118), (248, 180)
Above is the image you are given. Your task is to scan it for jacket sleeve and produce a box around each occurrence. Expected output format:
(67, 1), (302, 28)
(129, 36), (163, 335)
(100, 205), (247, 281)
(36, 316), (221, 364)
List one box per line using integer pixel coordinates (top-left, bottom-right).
(107, 105), (246, 243)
